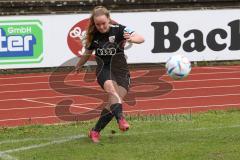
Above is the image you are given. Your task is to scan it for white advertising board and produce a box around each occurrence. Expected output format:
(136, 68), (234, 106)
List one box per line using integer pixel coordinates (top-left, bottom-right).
(0, 9), (240, 69)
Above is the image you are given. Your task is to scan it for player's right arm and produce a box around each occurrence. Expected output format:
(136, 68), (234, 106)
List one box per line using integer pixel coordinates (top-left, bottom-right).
(75, 49), (93, 72)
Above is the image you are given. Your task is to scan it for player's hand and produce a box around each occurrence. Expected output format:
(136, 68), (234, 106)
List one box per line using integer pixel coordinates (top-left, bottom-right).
(123, 32), (132, 42)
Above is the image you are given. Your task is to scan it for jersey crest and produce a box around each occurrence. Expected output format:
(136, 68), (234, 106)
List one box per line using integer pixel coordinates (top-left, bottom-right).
(109, 36), (115, 43)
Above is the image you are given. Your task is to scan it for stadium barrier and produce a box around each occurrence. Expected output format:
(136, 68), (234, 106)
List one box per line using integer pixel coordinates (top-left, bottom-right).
(0, 0), (240, 69)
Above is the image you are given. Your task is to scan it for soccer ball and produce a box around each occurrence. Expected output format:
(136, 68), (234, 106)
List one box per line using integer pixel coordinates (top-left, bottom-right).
(165, 54), (191, 80)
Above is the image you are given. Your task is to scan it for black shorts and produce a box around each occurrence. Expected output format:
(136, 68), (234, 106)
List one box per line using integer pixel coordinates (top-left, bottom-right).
(96, 65), (131, 91)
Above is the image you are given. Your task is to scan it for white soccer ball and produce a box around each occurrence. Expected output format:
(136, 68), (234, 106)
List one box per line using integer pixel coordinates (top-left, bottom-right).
(165, 54), (191, 80)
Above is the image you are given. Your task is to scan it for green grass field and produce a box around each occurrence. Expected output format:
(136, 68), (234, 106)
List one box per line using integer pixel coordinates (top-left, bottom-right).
(1, 110), (240, 160)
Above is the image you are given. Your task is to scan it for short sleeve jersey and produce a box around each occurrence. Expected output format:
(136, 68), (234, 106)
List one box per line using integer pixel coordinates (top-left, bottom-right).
(86, 24), (134, 66)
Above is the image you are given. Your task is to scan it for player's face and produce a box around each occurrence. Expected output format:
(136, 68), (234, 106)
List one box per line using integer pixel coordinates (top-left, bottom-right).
(94, 15), (110, 33)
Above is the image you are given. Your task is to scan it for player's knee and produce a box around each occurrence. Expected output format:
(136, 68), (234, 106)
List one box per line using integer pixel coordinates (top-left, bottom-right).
(106, 90), (122, 104)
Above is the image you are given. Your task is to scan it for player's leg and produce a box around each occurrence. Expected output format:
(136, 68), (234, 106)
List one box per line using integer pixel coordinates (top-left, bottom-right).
(103, 80), (123, 118)
(115, 72), (131, 100)
(89, 79), (124, 142)
(89, 67), (130, 142)
(105, 71), (131, 132)
(118, 84), (128, 99)
(89, 67), (116, 142)
(89, 103), (113, 143)
(91, 79), (122, 133)
(115, 85), (130, 131)
(103, 80), (130, 131)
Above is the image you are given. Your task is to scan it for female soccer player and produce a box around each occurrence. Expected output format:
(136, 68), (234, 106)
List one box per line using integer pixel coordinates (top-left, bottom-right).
(75, 6), (144, 143)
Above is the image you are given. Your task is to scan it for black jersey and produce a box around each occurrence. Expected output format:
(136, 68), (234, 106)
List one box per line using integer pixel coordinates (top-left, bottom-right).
(86, 24), (134, 69)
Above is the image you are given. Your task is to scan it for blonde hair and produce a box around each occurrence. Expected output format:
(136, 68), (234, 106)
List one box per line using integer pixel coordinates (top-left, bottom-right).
(86, 6), (110, 47)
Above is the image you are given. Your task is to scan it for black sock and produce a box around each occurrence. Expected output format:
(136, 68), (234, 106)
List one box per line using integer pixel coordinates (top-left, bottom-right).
(93, 108), (114, 132)
(110, 103), (123, 122)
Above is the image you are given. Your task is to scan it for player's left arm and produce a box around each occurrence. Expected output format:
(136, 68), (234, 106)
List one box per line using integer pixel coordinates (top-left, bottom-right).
(124, 31), (145, 44)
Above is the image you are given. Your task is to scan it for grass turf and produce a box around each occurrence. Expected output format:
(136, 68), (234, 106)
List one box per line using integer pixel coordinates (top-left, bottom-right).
(0, 110), (240, 160)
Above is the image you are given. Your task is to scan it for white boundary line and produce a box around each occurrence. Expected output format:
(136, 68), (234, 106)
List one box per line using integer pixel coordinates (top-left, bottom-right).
(0, 106), (54, 111)
(1, 71), (240, 88)
(1, 96), (240, 112)
(1, 80), (240, 102)
(1, 123), (240, 144)
(0, 102), (240, 122)
(2, 135), (85, 154)
(22, 99), (102, 112)
(1, 82), (240, 95)
(1, 123), (240, 160)
(2, 123), (240, 145)
(0, 152), (17, 160)
(0, 66), (240, 80)
(0, 66), (239, 124)
(22, 99), (55, 106)
(1, 86), (240, 104)
(0, 105), (102, 112)
(0, 138), (55, 145)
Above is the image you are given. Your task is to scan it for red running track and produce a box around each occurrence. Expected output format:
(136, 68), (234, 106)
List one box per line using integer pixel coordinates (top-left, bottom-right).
(0, 65), (240, 127)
